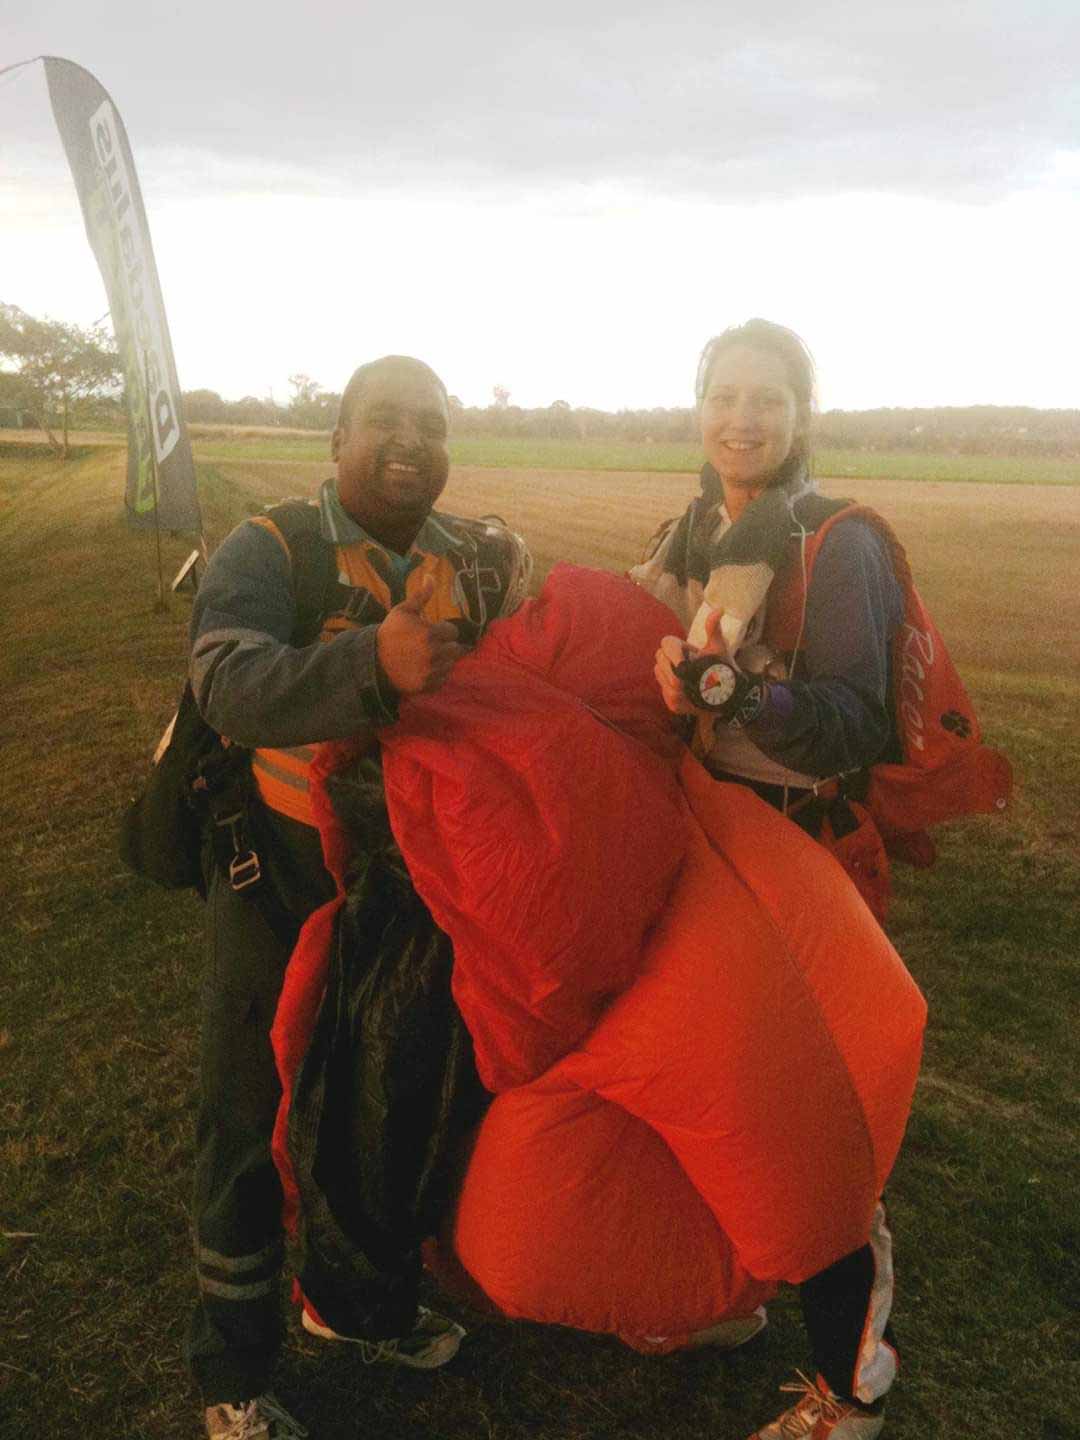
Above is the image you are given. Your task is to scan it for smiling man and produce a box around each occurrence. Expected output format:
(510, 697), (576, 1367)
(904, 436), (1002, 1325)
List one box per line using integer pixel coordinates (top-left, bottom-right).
(332, 360), (452, 552)
(186, 355), (530, 1439)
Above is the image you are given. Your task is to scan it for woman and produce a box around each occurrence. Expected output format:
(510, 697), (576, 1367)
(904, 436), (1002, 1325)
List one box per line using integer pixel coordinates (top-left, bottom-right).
(632, 320), (900, 1440)
(633, 317), (903, 820)
(634, 320), (1008, 933)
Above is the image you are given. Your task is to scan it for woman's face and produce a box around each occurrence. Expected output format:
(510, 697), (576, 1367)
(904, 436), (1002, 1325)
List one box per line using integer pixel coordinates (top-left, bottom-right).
(699, 344), (804, 497)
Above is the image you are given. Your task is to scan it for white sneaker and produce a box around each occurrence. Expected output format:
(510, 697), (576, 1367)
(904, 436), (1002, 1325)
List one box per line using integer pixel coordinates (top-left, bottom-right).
(301, 1302), (465, 1369)
(205, 1392), (307, 1439)
(747, 1371), (885, 1439)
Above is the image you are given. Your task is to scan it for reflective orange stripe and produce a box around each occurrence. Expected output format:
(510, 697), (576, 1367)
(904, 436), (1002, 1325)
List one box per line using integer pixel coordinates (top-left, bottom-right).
(321, 615), (356, 637)
(249, 515), (293, 567)
(252, 745), (317, 826)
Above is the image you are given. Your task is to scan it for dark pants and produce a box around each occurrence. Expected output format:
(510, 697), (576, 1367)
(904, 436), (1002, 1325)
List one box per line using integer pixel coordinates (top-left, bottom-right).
(186, 812), (333, 1407)
(800, 1201), (897, 1409)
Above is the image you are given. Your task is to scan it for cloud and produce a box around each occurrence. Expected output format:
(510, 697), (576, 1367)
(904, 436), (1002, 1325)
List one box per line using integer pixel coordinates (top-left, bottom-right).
(4, 1), (1079, 204)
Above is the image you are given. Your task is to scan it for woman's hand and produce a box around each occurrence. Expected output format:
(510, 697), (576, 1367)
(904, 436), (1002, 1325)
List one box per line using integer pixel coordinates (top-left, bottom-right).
(655, 635), (699, 715)
(698, 607), (732, 661)
(655, 610), (735, 715)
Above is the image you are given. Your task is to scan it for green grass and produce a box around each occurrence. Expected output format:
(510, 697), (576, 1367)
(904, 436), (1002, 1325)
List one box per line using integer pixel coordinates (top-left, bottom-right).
(186, 431), (1080, 485)
(7, 427), (1080, 483)
(2, 448), (1078, 1438)
(813, 448), (1080, 487)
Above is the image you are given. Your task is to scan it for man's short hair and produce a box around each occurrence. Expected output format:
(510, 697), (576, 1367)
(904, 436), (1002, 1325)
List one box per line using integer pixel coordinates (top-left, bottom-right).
(336, 356), (450, 432)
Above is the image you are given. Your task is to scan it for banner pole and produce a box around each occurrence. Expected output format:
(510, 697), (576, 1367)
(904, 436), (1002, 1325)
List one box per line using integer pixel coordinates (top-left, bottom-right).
(41, 55), (202, 536)
(144, 351), (167, 612)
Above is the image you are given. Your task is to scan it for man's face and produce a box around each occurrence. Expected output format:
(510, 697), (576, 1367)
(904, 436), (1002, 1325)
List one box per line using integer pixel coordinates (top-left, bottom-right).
(332, 368), (450, 544)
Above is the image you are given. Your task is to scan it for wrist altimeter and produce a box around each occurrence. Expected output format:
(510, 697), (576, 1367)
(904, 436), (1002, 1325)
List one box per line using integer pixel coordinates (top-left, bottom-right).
(674, 653), (767, 728)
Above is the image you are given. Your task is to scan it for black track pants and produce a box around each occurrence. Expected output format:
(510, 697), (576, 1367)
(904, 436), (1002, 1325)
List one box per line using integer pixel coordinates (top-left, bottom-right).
(186, 814), (332, 1406)
(800, 1201), (898, 1409)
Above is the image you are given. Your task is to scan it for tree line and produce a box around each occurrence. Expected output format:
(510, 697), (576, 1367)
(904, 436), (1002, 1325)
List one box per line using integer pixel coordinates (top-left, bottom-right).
(179, 380), (1080, 458)
(3, 303), (1079, 459)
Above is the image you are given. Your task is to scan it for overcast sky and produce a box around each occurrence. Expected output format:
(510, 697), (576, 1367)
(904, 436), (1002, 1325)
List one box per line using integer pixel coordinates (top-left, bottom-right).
(3, 1), (1079, 411)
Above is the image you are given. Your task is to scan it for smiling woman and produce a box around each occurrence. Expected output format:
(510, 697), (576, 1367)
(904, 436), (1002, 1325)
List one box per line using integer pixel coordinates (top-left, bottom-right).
(631, 317), (1004, 887)
(625, 318), (911, 1438)
(628, 317), (1012, 1433)
(695, 321), (814, 518)
(632, 316), (905, 814)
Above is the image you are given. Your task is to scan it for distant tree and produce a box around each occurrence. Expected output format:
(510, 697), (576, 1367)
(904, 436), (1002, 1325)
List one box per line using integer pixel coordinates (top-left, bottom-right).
(182, 388), (229, 424)
(230, 395), (283, 427)
(0, 303), (121, 458)
(545, 398), (573, 438)
(288, 373), (321, 407)
(287, 373), (337, 429)
(0, 369), (29, 425)
(492, 384), (511, 410)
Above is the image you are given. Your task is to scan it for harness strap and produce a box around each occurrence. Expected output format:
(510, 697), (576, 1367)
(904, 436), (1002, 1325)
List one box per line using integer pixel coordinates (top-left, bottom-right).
(207, 499), (334, 938)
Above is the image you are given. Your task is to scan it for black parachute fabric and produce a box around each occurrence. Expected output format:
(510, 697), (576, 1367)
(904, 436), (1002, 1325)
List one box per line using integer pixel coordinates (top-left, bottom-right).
(286, 754), (489, 1339)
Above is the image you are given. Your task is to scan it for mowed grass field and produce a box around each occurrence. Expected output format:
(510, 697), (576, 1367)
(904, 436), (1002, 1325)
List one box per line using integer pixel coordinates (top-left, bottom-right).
(8, 423), (1080, 485)
(194, 429), (1080, 487)
(2, 438), (1078, 1440)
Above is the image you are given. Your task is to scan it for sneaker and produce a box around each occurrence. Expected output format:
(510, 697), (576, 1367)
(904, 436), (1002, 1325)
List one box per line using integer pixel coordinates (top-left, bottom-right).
(301, 1302), (465, 1369)
(747, 1372), (885, 1439)
(205, 1392), (307, 1439)
(687, 1305), (768, 1351)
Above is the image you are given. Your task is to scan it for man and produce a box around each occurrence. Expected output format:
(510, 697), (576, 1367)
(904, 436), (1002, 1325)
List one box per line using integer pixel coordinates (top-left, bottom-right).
(187, 355), (530, 1440)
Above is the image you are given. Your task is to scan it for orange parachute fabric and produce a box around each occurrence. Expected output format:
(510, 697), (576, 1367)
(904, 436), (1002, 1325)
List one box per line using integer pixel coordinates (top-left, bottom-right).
(551, 754), (925, 1282)
(438, 1072), (775, 1351)
(379, 565), (688, 1094)
(384, 565), (926, 1313)
(431, 756), (925, 1344)
(279, 564), (926, 1347)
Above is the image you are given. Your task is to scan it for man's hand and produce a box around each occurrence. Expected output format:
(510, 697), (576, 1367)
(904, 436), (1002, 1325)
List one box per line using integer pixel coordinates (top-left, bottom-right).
(376, 576), (467, 695)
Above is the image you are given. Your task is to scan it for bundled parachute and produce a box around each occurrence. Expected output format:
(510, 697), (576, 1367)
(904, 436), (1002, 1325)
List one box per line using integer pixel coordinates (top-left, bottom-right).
(274, 564), (926, 1347)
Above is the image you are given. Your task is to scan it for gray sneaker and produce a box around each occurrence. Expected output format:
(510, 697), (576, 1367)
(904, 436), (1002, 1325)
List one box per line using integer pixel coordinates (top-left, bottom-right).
(301, 1303), (465, 1369)
(205, 1392), (307, 1439)
(636, 1305), (768, 1353)
(687, 1305), (768, 1351)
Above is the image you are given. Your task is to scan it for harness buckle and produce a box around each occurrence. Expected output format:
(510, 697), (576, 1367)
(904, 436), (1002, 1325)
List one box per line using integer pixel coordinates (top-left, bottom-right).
(215, 809), (262, 891)
(229, 850), (262, 891)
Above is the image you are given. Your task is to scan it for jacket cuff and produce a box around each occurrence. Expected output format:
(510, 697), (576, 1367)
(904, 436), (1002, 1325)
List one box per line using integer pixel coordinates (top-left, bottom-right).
(367, 648), (401, 725)
(344, 622), (401, 727)
(745, 680), (792, 737)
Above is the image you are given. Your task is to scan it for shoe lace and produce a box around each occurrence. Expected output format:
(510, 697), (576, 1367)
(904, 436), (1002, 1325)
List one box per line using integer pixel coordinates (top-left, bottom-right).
(774, 1372), (845, 1437)
(355, 1336), (402, 1366)
(351, 1306), (447, 1364)
(232, 1394), (308, 1439)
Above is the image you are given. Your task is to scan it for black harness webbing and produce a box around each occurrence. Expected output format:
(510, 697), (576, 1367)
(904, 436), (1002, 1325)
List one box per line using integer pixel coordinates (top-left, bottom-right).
(209, 499), (336, 941)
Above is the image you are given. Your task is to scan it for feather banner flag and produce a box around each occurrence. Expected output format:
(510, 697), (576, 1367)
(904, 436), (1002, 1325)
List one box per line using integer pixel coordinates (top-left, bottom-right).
(43, 56), (200, 533)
